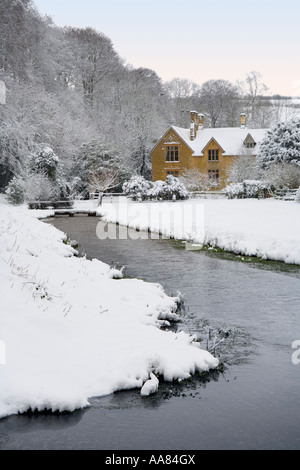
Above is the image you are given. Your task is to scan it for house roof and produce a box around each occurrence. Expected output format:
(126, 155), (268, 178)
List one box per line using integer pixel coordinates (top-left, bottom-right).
(169, 126), (268, 156)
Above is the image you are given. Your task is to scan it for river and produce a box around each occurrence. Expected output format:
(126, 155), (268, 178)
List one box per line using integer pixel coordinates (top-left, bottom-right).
(1, 216), (300, 450)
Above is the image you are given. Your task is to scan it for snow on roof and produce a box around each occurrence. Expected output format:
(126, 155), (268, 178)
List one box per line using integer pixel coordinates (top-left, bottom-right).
(171, 126), (268, 156)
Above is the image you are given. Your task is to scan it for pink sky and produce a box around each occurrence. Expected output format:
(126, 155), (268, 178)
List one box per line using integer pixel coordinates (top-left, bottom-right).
(34, 0), (300, 96)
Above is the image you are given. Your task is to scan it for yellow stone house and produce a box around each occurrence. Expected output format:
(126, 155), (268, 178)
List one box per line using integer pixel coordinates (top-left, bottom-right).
(151, 111), (268, 189)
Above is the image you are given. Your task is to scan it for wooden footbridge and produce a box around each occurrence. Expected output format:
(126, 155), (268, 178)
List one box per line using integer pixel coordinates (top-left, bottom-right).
(52, 208), (98, 217)
(28, 193), (124, 217)
(28, 200), (98, 217)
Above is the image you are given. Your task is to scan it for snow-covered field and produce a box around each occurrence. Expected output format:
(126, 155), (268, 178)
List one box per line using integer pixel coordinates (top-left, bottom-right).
(0, 197), (218, 419)
(99, 197), (300, 265)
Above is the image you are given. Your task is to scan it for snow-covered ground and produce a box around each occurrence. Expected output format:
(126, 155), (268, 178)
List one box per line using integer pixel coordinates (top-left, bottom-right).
(0, 197), (218, 419)
(98, 197), (300, 265)
(1, 195), (299, 419)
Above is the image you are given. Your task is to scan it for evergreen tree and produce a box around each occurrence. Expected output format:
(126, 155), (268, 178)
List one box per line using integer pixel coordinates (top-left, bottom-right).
(70, 140), (126, 197)
(257, 120), (300, 169)
(27, 147), (59, 181)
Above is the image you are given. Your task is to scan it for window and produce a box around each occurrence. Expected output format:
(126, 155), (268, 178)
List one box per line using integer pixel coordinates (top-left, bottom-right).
(208, 149), (219, 161)
(245, 142), (256, 149)
(166, 170), (179, 177)
(244, 135), (256, 149)
(166, 146), (179, 162)
(208, 170), (219, 183)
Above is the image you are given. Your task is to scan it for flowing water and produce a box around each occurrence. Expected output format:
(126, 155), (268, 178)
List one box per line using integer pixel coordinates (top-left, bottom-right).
(1, 216), (300, 450)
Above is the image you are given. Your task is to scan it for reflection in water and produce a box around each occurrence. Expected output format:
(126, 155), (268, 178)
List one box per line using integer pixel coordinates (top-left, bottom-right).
(0, 409), (85, 434)
(1, 216), (300, 450)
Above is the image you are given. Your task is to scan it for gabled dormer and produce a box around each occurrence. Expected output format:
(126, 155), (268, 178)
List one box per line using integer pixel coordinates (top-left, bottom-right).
(244, 133), (257, 149)
(201, 138), (225, 161)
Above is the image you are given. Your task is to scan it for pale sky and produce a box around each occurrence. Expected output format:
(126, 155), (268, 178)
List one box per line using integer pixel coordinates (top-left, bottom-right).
(34, 0), (300, 96)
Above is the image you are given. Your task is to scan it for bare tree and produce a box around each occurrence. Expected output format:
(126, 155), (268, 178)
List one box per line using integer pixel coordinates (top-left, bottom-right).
(245, 71), (268, 108)
(179, 169), (219, 191)
(164, 78), (200, 99)
(24, 172), (57, 202)
(272, 97), (299, 124)
(226, 152), (258, 184)
(199, 79), (241, 128)
(88, 168), (120, 205)
(164, 77), (201, 127)
(238, 71), (269, 126)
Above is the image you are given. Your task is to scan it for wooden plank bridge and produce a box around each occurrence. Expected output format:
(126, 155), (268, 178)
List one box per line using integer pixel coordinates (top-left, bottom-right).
(28, 200), (98, 217)
(52, 209), (98, 217)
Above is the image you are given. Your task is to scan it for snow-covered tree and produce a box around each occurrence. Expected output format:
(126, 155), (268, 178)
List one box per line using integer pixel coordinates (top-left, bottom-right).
(70, 140), (125, 198)
(0, 4), (171, 191)
(257, 120), (300, 169)
(0, 0), (33, 81)
(27, 147), (59, 181)
(5, 176), (25, 205)
(5, 146), (70, 205)
(26, 146), (70, 199)
(261, 163), (300, 190)
(295, 187), (300, 203)
(64, 26), (122, 104)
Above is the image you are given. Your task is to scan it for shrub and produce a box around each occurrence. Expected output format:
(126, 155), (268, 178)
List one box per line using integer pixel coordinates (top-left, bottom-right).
(122, 175), (152, 201)
(24, 173), (58, 203)
(261, 163), (300, 190)
(123, 175), (189, 201)
(148, 175), (189, 201)
(223, 180), (269, 199)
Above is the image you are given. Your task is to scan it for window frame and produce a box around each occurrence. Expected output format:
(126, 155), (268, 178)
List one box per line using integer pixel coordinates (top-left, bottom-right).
(208, 169), (220, 183)
(166, 146), (179, 162)
(208, 149), (219, 161)
(166, 170), (180, 177)
(245, 142), (256, 149)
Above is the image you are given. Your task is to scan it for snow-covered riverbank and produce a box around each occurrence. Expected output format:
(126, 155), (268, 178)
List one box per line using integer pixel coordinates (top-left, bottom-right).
(0, 198), (218, 419)
(98, 198), (300, 265)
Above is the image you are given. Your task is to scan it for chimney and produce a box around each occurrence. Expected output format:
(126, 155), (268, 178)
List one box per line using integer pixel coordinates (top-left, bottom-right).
(190, 111), (199, 140)
(198, 113), (204, 130)
(240, 113), (246, 129)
